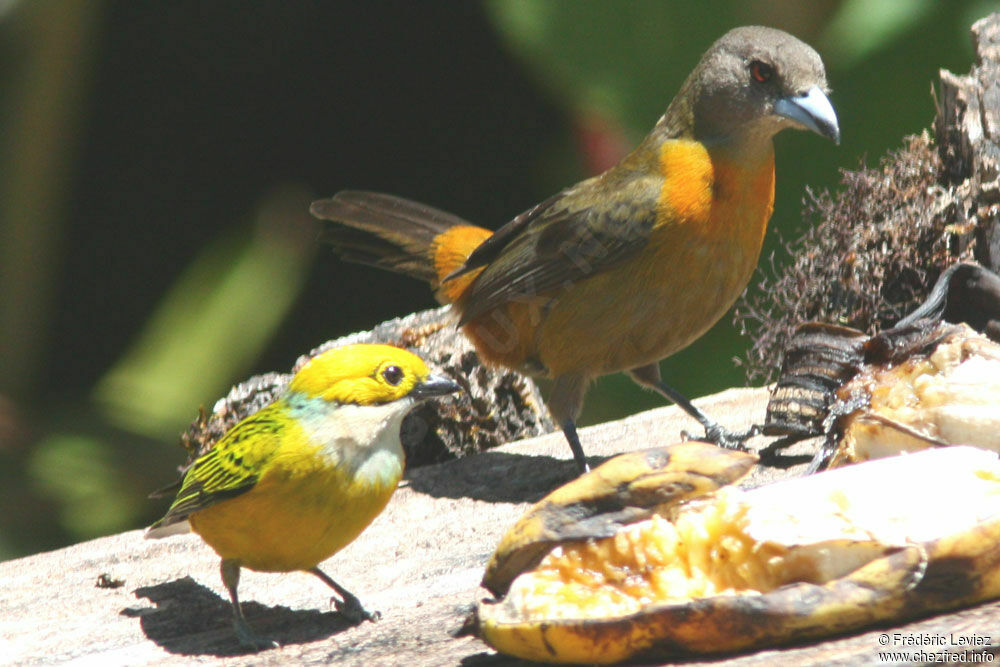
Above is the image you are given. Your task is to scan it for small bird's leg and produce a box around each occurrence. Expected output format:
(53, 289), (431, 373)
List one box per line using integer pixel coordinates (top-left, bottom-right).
(310, 567), (380, 623)
(221, 559), (278, 650)
(629, 364), (759, 449)
(550, 374), (591, 473)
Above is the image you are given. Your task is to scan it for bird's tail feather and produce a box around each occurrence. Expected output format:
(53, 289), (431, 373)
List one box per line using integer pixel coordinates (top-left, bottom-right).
(145, 519), (192, 539)
(312, 191), (483, 285)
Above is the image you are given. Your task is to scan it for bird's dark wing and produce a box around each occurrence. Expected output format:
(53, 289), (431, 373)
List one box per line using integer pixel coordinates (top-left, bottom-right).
(455, 171), (662, 324)
(445, 191), (564, 280)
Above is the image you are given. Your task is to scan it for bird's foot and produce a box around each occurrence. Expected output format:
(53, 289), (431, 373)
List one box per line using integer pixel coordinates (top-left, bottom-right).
(560, 420), (591, 475)
(233, 618), (279, 651)
(682, 422), (760, 451)
(332, 594), (381, 624)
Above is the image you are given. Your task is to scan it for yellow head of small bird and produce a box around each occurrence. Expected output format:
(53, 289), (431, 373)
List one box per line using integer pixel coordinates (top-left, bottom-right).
(146, 343), (459, 649)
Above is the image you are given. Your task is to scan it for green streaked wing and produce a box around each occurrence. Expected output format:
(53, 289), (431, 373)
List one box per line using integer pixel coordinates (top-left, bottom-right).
(148, 478), (182, 499)
(152, 406), (285, 527)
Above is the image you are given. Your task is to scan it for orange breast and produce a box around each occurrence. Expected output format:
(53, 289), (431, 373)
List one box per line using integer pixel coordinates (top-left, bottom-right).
(513, 140), (774, 376)
(445, 139), (776, 378)
(658, 139), (715, 223)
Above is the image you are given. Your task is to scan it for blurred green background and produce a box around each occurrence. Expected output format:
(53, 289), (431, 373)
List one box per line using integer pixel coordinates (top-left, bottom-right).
(0, 0), (991, 560)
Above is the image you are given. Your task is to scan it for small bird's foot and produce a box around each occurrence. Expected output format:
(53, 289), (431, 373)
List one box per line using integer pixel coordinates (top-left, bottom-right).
(311, 567), (379, 623)
(682, 422), (760, 451)
(233, 618), (279, 651)
(332, 593), (381, 624)
(222, 560), (278, 651)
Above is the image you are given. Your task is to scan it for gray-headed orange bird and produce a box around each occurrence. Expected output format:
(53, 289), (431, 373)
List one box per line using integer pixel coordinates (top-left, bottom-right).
(312, 26), (839, 472)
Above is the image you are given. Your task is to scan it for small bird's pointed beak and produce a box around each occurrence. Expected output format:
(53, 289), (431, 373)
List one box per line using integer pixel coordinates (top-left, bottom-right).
(411, 373), (461, 399)
(775, 86), (840, 145)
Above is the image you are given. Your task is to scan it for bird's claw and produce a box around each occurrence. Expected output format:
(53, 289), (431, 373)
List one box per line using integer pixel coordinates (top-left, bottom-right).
(332, 595), (381, 623)
(233, 620), (279, 651)
(682, 423), (759, 451)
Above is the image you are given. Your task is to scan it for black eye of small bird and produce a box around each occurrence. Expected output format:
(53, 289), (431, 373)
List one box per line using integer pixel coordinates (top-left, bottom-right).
(749, 60), (774, 83)
(382, 365), (404, 385)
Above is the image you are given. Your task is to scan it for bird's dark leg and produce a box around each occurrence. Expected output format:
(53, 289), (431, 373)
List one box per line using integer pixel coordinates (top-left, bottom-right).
(628, 364), (758, 450)
(560, 420), (590, 473)
(310, 567), (380, 623)
(221, 559), (278, 650)
(550, 374), (591, 473)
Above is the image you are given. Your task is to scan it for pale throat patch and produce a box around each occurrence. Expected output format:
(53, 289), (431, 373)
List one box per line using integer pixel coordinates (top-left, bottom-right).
(290, 395), (410, 484)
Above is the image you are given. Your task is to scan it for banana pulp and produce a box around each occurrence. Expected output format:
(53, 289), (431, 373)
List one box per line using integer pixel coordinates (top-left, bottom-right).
(479, 446), (1000, 663)
(836, 324), (1000, 464)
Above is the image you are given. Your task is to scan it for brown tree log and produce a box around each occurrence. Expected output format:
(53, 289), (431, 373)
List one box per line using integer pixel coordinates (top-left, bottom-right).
(4, 13), (1000, 667)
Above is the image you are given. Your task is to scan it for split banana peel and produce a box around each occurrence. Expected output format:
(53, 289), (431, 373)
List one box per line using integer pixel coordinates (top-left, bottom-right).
(475, 444), (1000, 664)
(766, 315), (1000, 470)
(833, 322), (1000, 465)
(482, 442), (757, 598)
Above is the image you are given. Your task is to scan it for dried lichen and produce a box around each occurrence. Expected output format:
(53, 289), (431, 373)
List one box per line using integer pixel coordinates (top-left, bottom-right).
(734, 132), (971, 382)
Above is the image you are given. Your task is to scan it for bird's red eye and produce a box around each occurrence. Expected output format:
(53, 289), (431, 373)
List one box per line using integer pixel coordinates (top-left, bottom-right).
(750, 60), (773, 83)
(381, 365), (404, 386)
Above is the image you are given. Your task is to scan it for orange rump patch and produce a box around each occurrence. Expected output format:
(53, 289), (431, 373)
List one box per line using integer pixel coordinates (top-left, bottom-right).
(431, 225), (493, 301)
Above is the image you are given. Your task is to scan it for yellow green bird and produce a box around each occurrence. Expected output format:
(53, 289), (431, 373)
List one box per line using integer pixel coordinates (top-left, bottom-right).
(146, 343), (460, 649)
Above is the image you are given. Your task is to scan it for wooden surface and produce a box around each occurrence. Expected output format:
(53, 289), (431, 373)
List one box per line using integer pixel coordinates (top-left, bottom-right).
(2, 386), (998, 665)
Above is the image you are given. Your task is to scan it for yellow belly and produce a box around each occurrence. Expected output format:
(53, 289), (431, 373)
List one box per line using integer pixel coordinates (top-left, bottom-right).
(189, 454), (402, 572)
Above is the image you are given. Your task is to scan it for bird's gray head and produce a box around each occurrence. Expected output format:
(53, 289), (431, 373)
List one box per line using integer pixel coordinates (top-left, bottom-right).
(684, 26), (840, 145)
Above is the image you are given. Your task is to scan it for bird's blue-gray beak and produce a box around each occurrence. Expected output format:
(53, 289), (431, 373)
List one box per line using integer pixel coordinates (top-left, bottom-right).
(411, 373), (460, 399)
(775, 86), (840, 144)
